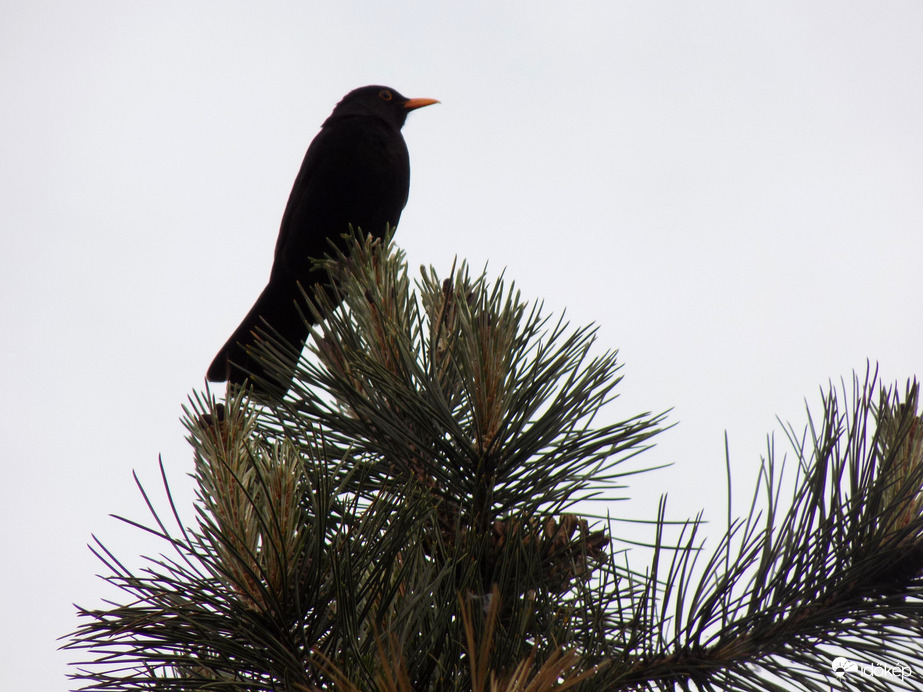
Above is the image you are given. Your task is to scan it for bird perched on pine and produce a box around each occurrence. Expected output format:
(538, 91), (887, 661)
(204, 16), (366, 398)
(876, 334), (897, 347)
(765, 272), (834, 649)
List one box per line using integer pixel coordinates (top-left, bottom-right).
(207, 85), (438, 401)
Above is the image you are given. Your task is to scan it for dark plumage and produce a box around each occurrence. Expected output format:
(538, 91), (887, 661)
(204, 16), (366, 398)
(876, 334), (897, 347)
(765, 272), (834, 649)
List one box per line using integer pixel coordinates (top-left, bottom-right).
(207, 85), (438, 401)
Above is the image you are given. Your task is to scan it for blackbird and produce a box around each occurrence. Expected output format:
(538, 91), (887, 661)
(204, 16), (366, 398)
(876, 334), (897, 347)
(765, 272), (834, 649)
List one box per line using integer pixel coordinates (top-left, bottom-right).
(207, 85), (438, 401)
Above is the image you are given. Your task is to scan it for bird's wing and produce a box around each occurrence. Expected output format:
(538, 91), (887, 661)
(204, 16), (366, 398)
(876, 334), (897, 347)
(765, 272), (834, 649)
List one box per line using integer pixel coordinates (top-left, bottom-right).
(271, 118), (410, 279)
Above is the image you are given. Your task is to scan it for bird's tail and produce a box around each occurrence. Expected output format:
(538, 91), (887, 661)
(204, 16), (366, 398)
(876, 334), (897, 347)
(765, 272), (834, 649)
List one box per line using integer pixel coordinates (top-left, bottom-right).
(206, 279), (313, 402)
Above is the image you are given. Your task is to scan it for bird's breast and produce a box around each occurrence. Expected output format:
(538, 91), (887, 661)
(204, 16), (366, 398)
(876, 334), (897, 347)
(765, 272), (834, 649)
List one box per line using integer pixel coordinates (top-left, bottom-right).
(273, 117), (412, 278)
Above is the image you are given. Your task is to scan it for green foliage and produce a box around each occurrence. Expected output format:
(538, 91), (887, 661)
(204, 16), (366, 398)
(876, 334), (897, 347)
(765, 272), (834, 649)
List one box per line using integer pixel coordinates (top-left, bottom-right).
(66, 235), (923, 691)
(598, 372), (923, 691)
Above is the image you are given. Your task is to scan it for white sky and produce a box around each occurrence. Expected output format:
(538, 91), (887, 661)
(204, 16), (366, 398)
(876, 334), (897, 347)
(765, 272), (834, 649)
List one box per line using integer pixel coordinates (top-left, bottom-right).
(2, 2), (922, 688)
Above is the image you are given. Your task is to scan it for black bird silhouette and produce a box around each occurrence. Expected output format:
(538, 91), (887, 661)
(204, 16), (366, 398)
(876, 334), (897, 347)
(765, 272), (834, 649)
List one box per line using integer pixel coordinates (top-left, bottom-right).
(207, 85), (438, 401)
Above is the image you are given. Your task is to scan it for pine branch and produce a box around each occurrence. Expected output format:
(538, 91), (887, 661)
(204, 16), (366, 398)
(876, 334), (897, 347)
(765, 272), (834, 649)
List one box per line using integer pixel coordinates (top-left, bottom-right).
(65, 233), (923, 691)
(593, 369), (923, 691)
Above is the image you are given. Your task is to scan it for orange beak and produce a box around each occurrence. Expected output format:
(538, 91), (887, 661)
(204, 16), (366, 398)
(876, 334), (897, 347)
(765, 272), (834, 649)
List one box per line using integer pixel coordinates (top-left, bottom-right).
(403, 97), (440, 111)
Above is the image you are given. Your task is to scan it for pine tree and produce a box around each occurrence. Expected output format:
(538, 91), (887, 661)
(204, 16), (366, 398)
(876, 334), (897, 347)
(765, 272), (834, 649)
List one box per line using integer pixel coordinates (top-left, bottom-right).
(67, 234), (923, 690)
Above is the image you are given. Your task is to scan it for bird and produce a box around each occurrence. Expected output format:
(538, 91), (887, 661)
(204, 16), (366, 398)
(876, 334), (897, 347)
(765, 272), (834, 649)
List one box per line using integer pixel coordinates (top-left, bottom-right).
(206, 85), (438, 402)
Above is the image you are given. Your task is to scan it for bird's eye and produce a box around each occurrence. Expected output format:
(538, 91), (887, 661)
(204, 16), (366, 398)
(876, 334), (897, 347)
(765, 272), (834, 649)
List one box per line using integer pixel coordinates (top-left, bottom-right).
(378, 89), (393, 101)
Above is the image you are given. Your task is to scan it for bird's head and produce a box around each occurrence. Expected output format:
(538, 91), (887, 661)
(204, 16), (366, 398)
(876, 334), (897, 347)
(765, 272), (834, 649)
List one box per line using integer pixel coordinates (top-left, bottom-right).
(325, 85), (439, 129)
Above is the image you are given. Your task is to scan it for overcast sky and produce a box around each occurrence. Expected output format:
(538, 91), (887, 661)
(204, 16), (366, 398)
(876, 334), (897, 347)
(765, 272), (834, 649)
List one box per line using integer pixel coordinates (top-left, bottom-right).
(2, 2), (922, 688)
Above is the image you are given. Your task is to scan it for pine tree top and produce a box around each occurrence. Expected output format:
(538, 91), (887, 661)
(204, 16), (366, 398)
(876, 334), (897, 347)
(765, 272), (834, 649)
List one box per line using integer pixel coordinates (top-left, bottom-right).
(66, 234), (923, 691)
